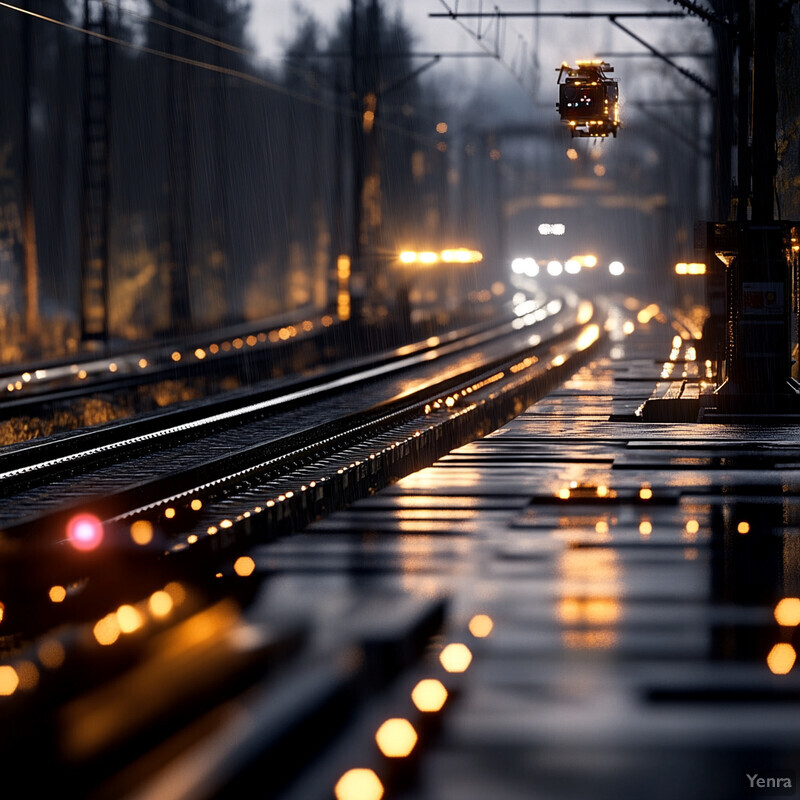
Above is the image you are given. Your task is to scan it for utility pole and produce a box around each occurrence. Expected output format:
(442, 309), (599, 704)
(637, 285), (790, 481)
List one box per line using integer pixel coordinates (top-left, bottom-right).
(213, 8), (229, 315)
(166, 0), (193, 336)
(713, 0), (799, 415)
(711, 0), (735, 220)
(349, 0), (365, 324)
(21, 13), (39, 340)
(363, 0), (382, 318)
(347, 0), (385, 326)
(735, 0), (751, 224)
(79, 0), (111, 346)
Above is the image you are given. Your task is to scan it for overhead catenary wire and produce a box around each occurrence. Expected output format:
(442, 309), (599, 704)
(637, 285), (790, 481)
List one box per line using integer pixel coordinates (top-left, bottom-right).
(101, 0), (253, 58)
(434, 0), (539, 98)
(0, 1), (302, 98)
(105, 0), (351, 92)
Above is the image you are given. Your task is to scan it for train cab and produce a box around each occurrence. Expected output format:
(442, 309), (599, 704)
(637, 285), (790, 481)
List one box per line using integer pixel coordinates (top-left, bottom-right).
(556, 61), (620, 138)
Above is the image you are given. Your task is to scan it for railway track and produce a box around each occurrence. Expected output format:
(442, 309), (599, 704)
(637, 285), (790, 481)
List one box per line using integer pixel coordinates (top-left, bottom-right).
(0, 289), (606, 797)
(0, 303), (490, 424)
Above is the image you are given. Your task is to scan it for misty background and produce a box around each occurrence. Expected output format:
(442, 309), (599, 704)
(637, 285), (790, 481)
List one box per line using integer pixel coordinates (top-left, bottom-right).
(1, 0), (798, 362)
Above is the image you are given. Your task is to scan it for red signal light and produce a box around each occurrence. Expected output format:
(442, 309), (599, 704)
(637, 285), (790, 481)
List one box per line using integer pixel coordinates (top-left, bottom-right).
(66, 513), (104, 551)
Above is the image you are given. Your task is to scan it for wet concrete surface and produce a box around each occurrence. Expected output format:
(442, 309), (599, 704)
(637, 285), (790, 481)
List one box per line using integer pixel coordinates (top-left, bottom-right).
(203, 315), (800, 800)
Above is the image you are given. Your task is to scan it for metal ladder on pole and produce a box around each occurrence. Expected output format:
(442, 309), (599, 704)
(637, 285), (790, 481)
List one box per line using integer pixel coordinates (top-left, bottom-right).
(79, 0), (110, 344)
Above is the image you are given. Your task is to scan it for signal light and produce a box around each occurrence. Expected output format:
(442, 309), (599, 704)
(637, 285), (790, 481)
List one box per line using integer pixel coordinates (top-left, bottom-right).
(66, 513), (104, 551)
(675, 262), (706, 275)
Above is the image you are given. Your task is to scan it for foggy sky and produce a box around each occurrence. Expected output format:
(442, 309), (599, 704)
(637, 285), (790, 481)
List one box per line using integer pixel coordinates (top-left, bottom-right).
(247, 0), (713, 102)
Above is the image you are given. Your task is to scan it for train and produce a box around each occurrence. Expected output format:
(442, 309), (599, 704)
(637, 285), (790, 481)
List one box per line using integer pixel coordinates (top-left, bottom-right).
(556, 60), (620, 138)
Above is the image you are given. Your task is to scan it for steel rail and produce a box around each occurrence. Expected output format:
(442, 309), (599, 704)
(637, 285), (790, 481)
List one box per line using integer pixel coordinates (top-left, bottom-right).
(0, 311), (518, 488)
(0, 297), (601, 639)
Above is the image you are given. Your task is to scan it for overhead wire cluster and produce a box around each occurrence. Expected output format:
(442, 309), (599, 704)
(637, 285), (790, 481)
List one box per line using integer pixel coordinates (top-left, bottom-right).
(0, 0), (450, 153)
(435, 0), (541, 98)
(664, 0), (731, 27)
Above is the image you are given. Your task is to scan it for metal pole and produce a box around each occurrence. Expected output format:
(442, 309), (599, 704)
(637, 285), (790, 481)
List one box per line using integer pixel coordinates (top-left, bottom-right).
(349, 0), (363, 324)
(750, 0), (778, 224)
(735, 0), (750, 222)
(21, 13), (39, 339)
(714, 0), (798, 413)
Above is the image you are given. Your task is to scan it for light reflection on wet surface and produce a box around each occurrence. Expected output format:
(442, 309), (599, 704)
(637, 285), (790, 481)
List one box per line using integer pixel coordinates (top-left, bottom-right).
(242, 317), (800, 800)
(31, 307), (787, 797)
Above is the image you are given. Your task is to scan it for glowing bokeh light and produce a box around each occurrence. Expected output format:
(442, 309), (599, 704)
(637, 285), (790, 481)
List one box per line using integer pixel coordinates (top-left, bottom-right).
(116, 604), (144, 634)
(375, 718), (418, 757)
(15, 660), (39, 690)
(66, 513), (104, 551)
(149, 590), (174, 618)
(334, 769), (384, 800)
(165, 582), (187, 605)
(49, 585), (67, 603)
(767, 643), (796, 675)
(439, 642), (473, 673)
(0, 665), (19, 696)
(93, 613), (121, 646)
(130, 520), (154, 546)
(411, 679), (448, 712)
(234, 556), (256, 577)
(675, 262), (706, 275)
(609, 261), (625, 276)
(38, 639), (65, 669)
(775, 598), (800, 627)
(468, 614), (494, 638)
(547, 260), (563, 276)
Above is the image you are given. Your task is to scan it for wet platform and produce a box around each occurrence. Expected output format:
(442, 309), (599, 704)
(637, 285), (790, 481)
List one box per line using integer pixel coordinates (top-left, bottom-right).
(244, 316), (800, 800)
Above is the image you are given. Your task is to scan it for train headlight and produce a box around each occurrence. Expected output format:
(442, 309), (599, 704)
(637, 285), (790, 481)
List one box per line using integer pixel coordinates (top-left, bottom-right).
(609, 261), (625, 276)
